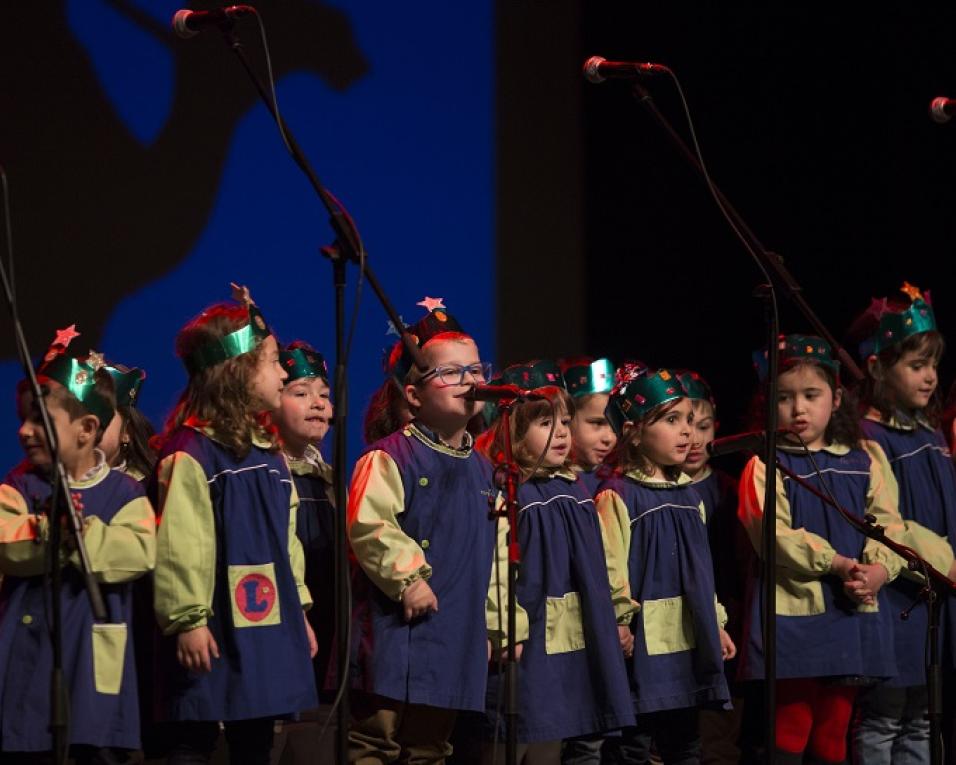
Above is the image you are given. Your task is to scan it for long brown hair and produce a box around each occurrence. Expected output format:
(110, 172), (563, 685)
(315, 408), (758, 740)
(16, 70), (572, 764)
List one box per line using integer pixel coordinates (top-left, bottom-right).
(157, 303), (278, 458)
(476, 386), (574, 480)
(747, 360), (862, 447)
(859, 332), (945, 427)
(606, 398), (685, 479)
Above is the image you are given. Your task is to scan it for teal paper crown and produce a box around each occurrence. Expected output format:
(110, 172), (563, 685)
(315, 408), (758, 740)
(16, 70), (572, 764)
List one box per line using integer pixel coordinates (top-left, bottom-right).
(753, 334), (840, 383)
(105, 363), (146, 408)
(676, 370), (715, 410)
(863, 282), (937, 357)
(37, 327), (115, 426)
(184, 303), (271, 375)
(391, 297), (466, 382)
(501, 359), (565, 391)
(280, 346), (329, 383)
(606, 367), (687, 435)
(560, 357), (614, 397)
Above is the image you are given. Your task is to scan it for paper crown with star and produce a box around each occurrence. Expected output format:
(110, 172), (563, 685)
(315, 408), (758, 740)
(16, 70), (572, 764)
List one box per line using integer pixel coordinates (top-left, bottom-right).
(184, 284), (272, 375)
(859, 281), (937, 358)
(37, 325), (116, 426)
(606, 366), (687, 435)
(389, 297), (467, 382)
(753, 334), (841, 383)
(676, 370), (715, 409)
(104, 362), (146, 409)
(558, 357), (615, 398)
(280, 342), (329, 384)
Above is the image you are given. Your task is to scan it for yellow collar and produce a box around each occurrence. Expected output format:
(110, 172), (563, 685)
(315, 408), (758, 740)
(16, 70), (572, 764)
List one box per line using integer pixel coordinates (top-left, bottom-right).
(865, 406), (934, 433)
(70, 450), (111, 489)
(625, 467), (693, 487)
(777, 439), (851, 456)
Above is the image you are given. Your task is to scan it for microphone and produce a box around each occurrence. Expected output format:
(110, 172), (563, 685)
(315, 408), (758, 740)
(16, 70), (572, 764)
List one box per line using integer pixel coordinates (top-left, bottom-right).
(706, 428), (793, 458)
(172, 5), (256, 39)
(930, 96), (956, 124)
(456, 384), (548, 403)
(583, 56), (669, 84)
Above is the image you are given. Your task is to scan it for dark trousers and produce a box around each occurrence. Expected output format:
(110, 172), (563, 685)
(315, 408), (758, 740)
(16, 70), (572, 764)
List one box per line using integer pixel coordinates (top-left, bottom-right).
(167, 719), (275, 765)
(602, 707), (701, 765)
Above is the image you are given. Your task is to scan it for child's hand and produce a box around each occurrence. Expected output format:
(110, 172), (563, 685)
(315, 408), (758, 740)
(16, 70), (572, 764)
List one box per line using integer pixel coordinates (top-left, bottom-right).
(719, 628), (737, 661)
(618, 625), (634, 658)
(947, 558), (956, 583)
(493, 643), (525, 663)
(488, 640), (492, 663)
(829, 554), (858, 581)
(844, 562), (889, 605)
(401, 579), (438, 622)
(176, 626), (220, 673)
(304, 612), (318, 658)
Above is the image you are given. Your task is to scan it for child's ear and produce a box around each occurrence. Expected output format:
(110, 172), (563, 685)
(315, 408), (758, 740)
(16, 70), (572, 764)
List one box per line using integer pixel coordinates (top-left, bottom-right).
(866, 355), (881, 380)
(621, 421), (640, 444)
(77, 414), (99, 446)
(832, 386), (843, 411)
(403, 382), (422, 411)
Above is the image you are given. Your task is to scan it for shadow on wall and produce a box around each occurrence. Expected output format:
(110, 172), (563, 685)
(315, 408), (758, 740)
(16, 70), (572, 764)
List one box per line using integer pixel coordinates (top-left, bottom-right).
(0, 0), (367, 358)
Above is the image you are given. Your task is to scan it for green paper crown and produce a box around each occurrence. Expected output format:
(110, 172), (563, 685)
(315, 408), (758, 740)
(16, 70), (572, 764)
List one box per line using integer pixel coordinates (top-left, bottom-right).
(865, 282), (937, 357)
(676, 370), (715, 409)
(38, 332), (115, 426)
(280, 346), (329, 383)
(105, 363), (146, 408)
(391, 298), (467, 382)
(501, 359), (565, 391)
(753, 334), (840, 382)
(606, 367), (687, 435)
(560, 357), (614, 397)
(184, 304), (271, 375)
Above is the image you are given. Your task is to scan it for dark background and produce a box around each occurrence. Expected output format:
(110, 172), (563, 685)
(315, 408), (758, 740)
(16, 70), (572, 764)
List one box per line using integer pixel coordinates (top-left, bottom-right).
(500, 4), (956, 434)
(3, 4), (956, 463)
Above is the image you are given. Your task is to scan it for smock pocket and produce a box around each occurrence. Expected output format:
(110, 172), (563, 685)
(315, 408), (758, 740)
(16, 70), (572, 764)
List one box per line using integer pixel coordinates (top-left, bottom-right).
(545, 592), (585, 655)
(775, 572), (825, 616)
(642, 595), (695, 655)
(228, 562), (282, 628)
(92, 623), (127, 695)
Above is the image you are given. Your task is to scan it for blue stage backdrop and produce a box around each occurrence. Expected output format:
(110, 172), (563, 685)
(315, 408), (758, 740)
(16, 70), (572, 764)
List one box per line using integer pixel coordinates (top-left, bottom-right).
(0, 1), (495, 471)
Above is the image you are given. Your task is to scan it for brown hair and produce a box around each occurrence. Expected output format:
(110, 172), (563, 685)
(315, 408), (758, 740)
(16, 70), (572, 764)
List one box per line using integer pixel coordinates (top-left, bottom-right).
(748, 359), (862, 447)
(363, 377), (411, 444)
(476, 386), (575, 480)
(606, 398), (686, 479)
(859, 332), (945, 427)
(157, 303), (278, 458)
(20, 365), (117, 446)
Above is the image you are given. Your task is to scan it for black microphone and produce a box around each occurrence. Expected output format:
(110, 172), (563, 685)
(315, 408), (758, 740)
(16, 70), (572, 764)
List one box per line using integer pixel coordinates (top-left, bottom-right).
(172, 5), (256, 39)
(706, 428), (793, 458)
(583, 56), (669, 84)
(930, 96), (956, 124)
(456, 384), (548, 403)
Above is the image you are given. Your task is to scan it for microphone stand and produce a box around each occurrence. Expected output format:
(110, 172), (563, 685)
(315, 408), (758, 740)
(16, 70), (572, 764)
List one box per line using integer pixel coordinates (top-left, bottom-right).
(0, 168), (106, 765)
(489, 398), (522, 765)
(210, 24), (430, 765)
(622, 79), (868, 760)
(774, 458), (956, 765)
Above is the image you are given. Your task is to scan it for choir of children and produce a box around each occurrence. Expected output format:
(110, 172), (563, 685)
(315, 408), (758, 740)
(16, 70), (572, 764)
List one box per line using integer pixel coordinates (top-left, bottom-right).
(1, 281), (954, 765)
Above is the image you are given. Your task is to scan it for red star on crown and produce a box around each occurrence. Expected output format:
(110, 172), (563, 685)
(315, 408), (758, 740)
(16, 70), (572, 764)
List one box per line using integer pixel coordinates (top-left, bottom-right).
(53, 325), (80, 349)
(417, 296), (446, 313)
(900, 281), (923, 302)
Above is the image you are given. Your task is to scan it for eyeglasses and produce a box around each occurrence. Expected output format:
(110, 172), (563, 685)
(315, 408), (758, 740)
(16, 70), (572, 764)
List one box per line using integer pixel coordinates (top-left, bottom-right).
(418, 362), (493, 386)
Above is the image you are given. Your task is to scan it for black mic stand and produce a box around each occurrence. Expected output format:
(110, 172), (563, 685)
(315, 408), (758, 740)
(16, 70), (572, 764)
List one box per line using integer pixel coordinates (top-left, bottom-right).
(206, 22), (430, 765)
(0, 168), (107, 765)
(489, 397), (522, 765)
(618, 78), (869, 760)
(775, 457), (956, 765)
